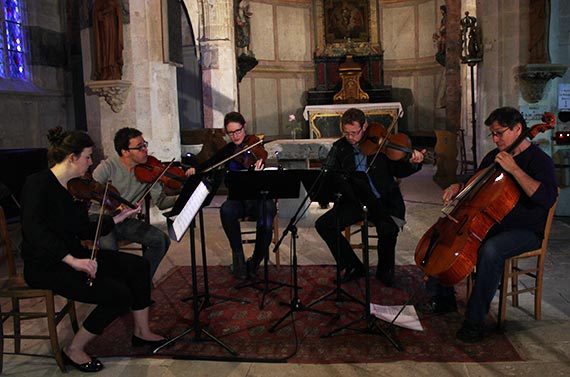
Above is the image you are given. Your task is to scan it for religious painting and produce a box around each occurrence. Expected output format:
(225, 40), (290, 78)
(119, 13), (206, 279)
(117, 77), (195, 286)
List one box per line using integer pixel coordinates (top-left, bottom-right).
(324, 0), (369, 43)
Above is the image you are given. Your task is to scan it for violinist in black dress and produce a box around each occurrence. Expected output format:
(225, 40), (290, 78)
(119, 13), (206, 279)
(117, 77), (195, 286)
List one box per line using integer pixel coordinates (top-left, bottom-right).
(21, 128), (167, 372)
(187, 111), (274, 279)
(315, 108), (425, 285)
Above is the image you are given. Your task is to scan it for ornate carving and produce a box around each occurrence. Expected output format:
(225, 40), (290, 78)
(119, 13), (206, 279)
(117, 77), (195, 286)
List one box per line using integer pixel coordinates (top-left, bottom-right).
(516, 64), (567, 103)
(333, 55), (369, 103)
(86, 80), (132, 112)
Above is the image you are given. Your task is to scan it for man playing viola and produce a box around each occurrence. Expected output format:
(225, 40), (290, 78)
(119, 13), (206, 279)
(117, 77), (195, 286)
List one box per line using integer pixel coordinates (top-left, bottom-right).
(91, 127), (190, 280)
(316, 108), (425, 285)
(187, 111), (274, 279)
(421, 107), (558, 343)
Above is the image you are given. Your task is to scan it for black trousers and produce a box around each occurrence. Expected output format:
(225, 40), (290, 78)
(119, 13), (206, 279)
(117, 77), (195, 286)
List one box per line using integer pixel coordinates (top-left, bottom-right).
(315, 200), (399, 272)
(24, 249), (151, 335)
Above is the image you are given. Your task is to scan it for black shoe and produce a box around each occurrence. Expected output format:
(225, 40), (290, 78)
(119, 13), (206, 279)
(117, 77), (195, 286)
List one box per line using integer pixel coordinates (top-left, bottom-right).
(62, 350), (104, 373)
(416, 295), (457, 314)
(456, 320), (485, 343)
(375, 267), (394, 287)
(131, 335), (170, 348)
(340, 266), (366, 284)
(246, 257), (262, 278)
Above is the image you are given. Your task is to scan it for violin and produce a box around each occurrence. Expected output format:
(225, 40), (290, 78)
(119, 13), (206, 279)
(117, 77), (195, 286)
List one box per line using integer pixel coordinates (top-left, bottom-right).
(134, 155), (186, 191)
(232, 134), (268, 169)
(359, 122), (425, 160)
(68, 174), (137, 211)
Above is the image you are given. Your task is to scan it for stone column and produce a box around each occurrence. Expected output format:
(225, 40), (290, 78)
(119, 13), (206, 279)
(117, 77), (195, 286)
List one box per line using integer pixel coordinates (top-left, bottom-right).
(199, 0), (239, 129)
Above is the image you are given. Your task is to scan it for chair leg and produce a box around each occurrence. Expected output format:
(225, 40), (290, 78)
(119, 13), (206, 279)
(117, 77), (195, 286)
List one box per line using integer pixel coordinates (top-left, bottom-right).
(273, 215), (280, 268)
(45, 294), (66, 373)
(11, 298), (21, 354)
(1, 303), (4, 374)
(498, 262), (510, 329)
(511, 258), (519, 307)
(535, 256), (544, 320)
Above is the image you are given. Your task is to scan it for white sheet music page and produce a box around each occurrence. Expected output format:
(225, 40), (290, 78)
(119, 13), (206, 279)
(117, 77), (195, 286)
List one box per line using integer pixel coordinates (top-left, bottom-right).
(370, 303), (424, 331)
(172, 181), (210, 242)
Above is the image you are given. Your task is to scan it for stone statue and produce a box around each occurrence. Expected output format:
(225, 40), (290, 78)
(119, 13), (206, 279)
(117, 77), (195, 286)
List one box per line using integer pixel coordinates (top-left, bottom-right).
(93, 0), (124, 80)
(433, 5), (447, 67)
(236, 0), (253, 57)
(528, 0), (551, 64)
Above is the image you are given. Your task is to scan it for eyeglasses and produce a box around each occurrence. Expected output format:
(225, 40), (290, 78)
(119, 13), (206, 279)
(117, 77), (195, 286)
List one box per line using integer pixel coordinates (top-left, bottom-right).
(127, 141), (148, 151)
(488, 128), (510, 138)
(342, 128), (363, 138)
(226, 127), (244, 136)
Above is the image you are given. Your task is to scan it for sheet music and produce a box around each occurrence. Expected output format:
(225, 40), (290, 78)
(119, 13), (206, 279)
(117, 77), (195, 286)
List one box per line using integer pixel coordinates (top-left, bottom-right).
(171, 181), (210, 242)
(370, 303), (424, 331)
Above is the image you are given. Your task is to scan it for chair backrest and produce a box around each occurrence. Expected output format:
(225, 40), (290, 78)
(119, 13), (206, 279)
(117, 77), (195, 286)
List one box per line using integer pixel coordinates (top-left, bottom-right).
(0, 206), (18, 280)
(537, 189), (559, 256)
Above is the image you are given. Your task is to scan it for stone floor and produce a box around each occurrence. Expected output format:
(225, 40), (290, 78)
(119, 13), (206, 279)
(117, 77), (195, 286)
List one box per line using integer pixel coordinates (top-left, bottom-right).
(2, 165), (570, 376)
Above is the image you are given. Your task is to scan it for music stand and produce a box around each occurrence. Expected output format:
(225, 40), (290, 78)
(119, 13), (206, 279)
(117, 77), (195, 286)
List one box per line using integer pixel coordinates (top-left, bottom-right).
(227, 170), (299, 309)
(154, 176), (238, 355)
(320, 206), (403, 351)
(302, 169), (366, 309)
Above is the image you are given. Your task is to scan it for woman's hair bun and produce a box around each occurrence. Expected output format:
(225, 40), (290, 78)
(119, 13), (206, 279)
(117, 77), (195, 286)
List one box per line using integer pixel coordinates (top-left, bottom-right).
(47, 127), (66, 146)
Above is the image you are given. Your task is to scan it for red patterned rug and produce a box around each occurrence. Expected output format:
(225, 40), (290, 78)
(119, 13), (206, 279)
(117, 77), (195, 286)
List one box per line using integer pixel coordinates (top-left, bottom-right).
(86, 265), (523, 363)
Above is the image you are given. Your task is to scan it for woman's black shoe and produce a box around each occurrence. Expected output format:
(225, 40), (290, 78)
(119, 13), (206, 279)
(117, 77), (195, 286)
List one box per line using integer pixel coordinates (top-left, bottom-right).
(131, 334), (169, 348)
(62, 351), (104, 373)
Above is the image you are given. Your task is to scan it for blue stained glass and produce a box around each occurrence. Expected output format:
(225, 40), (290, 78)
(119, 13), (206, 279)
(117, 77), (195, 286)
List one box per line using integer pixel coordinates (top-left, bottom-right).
(6, 22), (22, 51)
(8, 51), (24, 79)
(4, 0), (22, 23)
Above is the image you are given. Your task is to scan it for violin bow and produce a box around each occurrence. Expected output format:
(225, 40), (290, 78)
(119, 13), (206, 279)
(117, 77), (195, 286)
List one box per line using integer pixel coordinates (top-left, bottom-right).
(201, 137), (264, 173)
(88, 180), (112, 286)
(366, 109), (402, 173)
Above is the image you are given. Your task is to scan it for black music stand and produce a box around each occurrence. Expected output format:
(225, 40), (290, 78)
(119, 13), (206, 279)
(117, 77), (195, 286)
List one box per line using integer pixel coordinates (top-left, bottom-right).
(266, 169), (337, 333)
(154, 176), (238, 355)
(227, 170), (299, 309)
(320, 206), (403, 351)
(302, 170), (366, 309)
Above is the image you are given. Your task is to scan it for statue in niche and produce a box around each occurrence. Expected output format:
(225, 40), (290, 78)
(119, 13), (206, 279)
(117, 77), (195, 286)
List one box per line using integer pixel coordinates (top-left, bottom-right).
(460, 12), (483, 65)
(528, 0), (551, 64)
(235, 0), (253, 57)
(93, 0), (124, 81)
(433, 5), (446, 67)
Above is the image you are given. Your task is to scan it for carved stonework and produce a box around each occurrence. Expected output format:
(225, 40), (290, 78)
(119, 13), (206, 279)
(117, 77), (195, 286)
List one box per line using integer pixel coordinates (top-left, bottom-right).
(516, 64), (567, 103)
(86, 80), (131, 112)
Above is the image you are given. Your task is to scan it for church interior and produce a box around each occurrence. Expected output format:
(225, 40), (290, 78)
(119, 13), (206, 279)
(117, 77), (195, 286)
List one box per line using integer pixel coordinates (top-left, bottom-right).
(1, 0), (570, 375)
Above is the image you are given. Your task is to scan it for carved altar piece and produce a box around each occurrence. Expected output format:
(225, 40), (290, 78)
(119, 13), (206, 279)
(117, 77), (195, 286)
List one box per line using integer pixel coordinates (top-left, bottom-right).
(516, 64), (567, 103)
(86, 80), (132, 113)
(303, 102), (402, 139)
(333, 55), (369, 104)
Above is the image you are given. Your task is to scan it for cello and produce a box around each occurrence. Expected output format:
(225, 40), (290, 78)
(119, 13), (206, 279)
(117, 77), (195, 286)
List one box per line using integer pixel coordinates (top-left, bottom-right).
(414, 113), (555, 286)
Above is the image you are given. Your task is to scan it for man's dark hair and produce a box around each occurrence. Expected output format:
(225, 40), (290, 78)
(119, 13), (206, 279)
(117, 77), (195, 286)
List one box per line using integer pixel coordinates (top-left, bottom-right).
(484, 107), (527, 131)
(341, 108), (367, 128)
(114, 127), (143, 156)
(224, 112), (246, 129)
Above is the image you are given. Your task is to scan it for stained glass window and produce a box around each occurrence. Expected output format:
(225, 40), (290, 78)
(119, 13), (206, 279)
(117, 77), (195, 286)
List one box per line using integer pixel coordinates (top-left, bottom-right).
(1, 0), (26, 80)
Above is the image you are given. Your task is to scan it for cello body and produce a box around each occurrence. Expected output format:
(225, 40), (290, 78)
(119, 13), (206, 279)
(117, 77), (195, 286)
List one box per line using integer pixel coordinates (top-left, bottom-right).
(414, 112), (555, 286)
(414, 169), (519, 286)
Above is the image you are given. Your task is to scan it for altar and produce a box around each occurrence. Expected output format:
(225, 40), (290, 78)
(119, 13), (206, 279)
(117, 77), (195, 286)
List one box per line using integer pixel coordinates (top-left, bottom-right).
(303, 102), (403, 138)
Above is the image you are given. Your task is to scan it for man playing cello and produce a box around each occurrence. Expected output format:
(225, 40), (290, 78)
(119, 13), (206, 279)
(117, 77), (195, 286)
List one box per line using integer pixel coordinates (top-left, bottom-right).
(420, 107), (558, 343)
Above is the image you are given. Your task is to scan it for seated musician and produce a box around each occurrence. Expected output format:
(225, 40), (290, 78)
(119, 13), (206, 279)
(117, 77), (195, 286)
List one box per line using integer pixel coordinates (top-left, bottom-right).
(420, 107), (558, 343)
(187, 111), (275, 279)
(21, 128), (167, 373)
(315, 108), (425, 285)
(91, 127), (189, 280)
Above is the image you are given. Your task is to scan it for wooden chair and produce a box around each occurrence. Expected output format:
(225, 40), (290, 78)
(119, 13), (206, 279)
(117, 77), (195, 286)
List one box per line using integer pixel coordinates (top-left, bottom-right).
(0, 206), (78, 373)
(467, 190), (559, 328)
(240, 199), (281, 267)
(344, 221), (378, 252)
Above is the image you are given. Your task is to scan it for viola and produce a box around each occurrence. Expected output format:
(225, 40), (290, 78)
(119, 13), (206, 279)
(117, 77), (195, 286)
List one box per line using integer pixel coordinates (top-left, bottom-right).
(134, 155), (186, 191)
(232, 134), (268, 168)
(414, 112), (556, 286)
(68, 174), (137, 211)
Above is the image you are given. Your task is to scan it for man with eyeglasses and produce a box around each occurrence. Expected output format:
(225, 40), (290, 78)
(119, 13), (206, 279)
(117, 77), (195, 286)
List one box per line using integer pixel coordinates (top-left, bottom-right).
(90, 127), (185, 280)
(315, 108), (425, 286)
(187, 112), (275, 279)
(420, 107), (558, 343)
